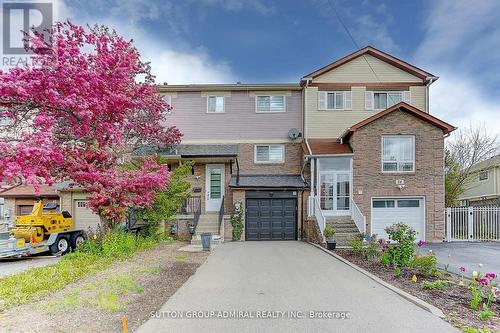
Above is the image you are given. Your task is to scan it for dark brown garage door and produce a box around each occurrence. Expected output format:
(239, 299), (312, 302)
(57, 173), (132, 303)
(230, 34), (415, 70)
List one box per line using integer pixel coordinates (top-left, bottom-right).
(245, 191), (297, 241)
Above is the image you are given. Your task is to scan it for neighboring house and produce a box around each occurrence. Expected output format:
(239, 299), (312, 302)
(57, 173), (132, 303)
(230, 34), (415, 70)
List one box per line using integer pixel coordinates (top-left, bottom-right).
(0, 183), (100, 232)
(162, 46), (455, 243)
(458, 155), (500, 206)
(159, 84), (307, 241)
(302, 47), (455, 242)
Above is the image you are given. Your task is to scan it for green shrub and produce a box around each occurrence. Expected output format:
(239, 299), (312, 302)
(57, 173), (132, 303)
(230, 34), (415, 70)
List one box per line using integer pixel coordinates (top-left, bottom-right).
(380, 252), (391, 267)
(422, 279), (448, 290)
(349, 238), (364, 254)
(364, 234), (379, 260)
(323, 226), (335, 240)
(231, 203), (244, 241)
(412, 255), (438, 276)
(383, 223), (416, 268)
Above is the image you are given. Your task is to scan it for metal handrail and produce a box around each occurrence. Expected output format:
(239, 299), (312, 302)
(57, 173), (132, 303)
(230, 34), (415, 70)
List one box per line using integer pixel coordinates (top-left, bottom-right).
(218, 196), (225, 235)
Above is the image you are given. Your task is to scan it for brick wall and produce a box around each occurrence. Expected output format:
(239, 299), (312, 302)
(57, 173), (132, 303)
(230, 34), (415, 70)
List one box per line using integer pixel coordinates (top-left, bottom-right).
(237, 142), (303, 175)
(350, 111), (445, 242)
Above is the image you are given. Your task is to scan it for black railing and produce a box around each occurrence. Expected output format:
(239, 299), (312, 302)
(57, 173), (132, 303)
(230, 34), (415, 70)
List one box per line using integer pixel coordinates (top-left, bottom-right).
(178, 196), (201, 215)
(218, 196), (225, 235)
(179, 196), (201, 234)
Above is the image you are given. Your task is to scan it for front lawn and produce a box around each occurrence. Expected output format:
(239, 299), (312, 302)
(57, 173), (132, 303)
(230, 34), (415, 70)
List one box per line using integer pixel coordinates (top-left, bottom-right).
(336, 224), (499, 333)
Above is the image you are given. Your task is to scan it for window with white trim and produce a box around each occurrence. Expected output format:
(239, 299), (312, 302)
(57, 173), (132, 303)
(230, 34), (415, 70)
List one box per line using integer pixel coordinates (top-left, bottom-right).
(207, 96), (225, 113)
(479, 170), (489, 181)
(318, 91), (352, 110)
(162, 95), (172, 113)
(254, 145), (284, 163)
(365, 91), (411, 110)
(382, 136), (415, 172)
(0, 107), (11, 126)
(256, 95), (285, 112)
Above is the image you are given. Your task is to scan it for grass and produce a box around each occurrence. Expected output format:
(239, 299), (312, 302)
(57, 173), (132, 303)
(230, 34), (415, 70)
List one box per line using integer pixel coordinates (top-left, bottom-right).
(421, 279), (448, 290)
(0, 230), (171, 310)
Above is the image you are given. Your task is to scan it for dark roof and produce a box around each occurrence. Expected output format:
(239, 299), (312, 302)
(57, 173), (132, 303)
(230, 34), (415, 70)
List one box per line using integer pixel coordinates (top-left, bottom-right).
(340, 102), (457, 139)
(302, 46), (436, 82)
(305, 139), (353, 155)
(229, 175), (307, 189)
(160, 144), (238, 158)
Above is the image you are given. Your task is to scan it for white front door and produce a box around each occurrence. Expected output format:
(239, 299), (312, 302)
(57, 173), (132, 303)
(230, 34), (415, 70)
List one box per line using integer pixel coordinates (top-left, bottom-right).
(319, 171), (351, 216)
(205, 164), (225, 212)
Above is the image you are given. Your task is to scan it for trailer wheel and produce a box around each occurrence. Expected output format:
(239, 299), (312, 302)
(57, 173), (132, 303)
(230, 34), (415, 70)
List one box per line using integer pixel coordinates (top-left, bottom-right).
(50, 235), (71, 255)
(70, 233), (85, 250)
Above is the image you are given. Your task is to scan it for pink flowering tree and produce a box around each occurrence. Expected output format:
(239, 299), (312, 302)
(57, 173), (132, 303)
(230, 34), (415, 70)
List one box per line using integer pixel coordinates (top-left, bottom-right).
(0, 21), (182, 229)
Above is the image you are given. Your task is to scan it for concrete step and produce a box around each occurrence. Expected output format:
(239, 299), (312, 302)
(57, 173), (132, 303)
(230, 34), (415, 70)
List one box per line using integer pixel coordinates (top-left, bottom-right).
(190, 234), (222, 245)
(325, 216), (354, 223)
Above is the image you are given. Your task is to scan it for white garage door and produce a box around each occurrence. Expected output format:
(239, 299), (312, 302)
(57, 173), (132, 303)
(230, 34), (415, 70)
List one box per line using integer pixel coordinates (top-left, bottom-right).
(371, 198), (425, 241)
(73, 200), (100, 232)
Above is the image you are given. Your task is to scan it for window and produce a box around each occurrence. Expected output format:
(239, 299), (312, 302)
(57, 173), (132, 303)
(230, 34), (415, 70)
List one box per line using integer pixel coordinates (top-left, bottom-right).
(207, 96), (225, 113)
(0, 107), (10, 126)
(479, 171), (489, 181)
(162, 95), (172, 113)
(372, 200), (395, 208)
(318, 91), (352, 110)
(365, 91), (410, 110)
(256, 95), (285, 112)
(382, 136), (415, 172)
(397, 199), (420, 208)
(76, 201), (88, 208)
(255, 145), (284, 163)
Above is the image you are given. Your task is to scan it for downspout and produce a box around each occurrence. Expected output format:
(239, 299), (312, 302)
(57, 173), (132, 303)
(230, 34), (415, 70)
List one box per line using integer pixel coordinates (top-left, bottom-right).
(425, 76), (438, 113)
(235, 157), (240, 186)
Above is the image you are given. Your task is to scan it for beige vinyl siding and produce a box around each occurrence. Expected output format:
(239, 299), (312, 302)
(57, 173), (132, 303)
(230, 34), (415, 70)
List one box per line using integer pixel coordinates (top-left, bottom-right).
(459, 167), (499, 200)
(314, 54), (422, 83)
(409, 86), (426, 111)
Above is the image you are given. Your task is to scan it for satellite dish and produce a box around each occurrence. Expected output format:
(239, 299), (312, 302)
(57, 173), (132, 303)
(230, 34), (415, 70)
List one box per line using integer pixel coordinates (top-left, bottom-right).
(288, 128), (301, 141)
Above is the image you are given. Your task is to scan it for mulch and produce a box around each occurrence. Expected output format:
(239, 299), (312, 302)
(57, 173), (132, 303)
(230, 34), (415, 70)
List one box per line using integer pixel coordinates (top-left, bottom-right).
(336, 250), (500, 332)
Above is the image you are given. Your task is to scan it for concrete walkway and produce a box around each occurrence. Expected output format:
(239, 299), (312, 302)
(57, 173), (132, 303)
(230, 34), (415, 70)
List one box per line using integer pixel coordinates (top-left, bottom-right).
(138, 242), (456, 333)
(422, 242), (500, 278)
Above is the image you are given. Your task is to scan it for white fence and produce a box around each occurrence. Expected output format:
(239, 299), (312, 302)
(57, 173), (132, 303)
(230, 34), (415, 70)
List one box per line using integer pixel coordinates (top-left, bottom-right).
(446, 207), (500, 242)
(350, 198), (366, 234)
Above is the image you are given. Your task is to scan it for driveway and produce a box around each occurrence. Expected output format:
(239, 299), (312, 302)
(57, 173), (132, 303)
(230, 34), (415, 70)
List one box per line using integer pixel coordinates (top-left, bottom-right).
(138, 242), (456, 333)
(0, 256), (60, 277)
(422, 242), (500, 278)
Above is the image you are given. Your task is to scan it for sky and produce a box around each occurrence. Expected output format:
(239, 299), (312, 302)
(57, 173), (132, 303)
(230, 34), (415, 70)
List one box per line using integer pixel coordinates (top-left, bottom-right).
(3, 0), (500, 135)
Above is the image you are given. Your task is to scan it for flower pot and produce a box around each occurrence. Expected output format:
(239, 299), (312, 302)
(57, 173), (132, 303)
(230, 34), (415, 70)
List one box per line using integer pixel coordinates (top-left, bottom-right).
(201, 233), (212, 251)
(188, 223), (195, 234)
(326, 240), (336, 250)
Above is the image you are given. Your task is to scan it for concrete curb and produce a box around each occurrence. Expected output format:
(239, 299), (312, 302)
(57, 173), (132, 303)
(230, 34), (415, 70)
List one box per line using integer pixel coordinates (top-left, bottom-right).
(308, 242), (446, 319)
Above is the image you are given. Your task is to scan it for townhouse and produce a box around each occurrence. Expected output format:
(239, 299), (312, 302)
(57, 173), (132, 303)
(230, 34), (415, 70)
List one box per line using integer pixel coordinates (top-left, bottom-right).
(163, 46), (455, 244)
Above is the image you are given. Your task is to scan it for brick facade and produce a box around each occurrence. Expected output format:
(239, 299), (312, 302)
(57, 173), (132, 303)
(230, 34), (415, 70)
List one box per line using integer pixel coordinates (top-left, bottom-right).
(236, 142), (303, 175)
(350, 111), (445, 242)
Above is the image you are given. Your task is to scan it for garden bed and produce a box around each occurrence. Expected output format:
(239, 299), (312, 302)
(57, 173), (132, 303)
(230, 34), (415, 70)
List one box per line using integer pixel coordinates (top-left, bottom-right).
(336, 249), (500, 332)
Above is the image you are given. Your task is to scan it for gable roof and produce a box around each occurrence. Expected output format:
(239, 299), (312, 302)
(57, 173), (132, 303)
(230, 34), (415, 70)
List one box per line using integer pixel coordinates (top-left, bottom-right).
(0, 184), (57, 197)
(470, 154), (500, 172)
(302, 46), (436, 82)
(340, 102), (456, 139)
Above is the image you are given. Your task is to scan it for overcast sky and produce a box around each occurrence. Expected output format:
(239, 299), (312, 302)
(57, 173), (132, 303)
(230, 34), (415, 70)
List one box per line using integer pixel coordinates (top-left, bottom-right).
(3, 0), (500, 135)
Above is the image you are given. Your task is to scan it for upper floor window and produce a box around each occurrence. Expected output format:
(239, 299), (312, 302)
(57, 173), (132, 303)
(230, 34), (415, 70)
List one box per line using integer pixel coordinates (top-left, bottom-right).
(318, 91), (352, 110)
(207, 96), (225, 113)
(382, 135), (415, 172)
(0, 107), (11, 126)
(255, 144), (284, 163)
(256, 95), (285, 112)
(162, 95), (172, 113)
(365, 91), (411, 110)
(479, 170), (489, 181)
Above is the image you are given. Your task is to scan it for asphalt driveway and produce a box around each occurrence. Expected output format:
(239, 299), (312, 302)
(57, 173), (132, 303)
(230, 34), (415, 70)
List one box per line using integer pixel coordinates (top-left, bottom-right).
(0, 255), (60, 277)
(138, 242), (456, 333)
(422, 242), (500, 278)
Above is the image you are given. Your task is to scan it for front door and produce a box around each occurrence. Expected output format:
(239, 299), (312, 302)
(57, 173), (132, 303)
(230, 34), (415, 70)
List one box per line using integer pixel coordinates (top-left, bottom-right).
(205, 164), (224, 212)
(319, 172), (350, 215)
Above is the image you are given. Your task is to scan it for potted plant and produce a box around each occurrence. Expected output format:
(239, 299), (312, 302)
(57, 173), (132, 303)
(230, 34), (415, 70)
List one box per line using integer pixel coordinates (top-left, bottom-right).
(323, 225), (336, 250)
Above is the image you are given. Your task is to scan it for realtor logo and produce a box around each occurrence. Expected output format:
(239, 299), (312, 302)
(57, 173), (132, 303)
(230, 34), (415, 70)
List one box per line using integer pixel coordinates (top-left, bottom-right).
(1, 1), (53, 55)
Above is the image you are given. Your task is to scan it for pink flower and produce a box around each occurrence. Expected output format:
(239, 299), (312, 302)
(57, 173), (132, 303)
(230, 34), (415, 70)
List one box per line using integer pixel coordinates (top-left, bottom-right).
(475, 277), (489, 286)
(417, 240), (425, 247)
(485, 272), (497, 279)
(460, 266), (466, 273)
(428, 249), (433, 254)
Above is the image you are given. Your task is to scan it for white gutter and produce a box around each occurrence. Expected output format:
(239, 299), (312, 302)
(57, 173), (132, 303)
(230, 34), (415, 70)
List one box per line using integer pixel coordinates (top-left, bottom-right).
(424, 76), (439, 113)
